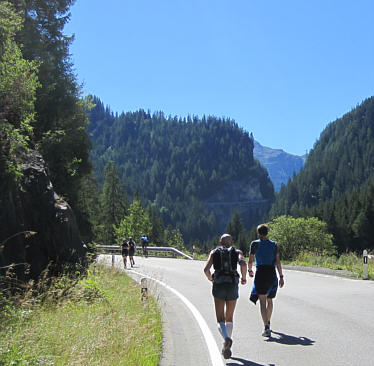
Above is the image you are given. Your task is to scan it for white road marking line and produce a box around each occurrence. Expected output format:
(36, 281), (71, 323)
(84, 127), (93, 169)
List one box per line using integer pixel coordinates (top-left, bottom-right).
(131, 269), (225, 366)
(291, 270), (361, 282)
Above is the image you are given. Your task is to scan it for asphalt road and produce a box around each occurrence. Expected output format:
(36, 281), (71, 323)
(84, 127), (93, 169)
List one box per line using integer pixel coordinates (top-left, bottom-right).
(99, 255), (374, 366)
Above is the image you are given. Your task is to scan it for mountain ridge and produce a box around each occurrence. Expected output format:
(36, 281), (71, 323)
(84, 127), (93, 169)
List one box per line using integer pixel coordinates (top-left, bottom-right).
(253, 139), (305, 191)
(87, 97), (275, 242)
(269, 96), (374, 252)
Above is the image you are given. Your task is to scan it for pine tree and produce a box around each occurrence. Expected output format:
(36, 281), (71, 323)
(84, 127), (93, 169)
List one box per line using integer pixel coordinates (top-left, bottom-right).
(76, 173), (101, 243)
(148, 206), (164, 246)
(0, 2), (39, 189)
(100, 162), (128, 245)
(9, 0), (92, 204)
(226, 209), (245, 246)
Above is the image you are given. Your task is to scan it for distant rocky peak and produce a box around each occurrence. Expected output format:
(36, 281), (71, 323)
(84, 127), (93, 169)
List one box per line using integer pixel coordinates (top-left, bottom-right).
(253, 140), (305, 192)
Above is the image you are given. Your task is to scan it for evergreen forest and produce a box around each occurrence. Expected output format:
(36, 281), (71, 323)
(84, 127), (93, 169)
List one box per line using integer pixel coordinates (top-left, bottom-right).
(87, 97), (275, 244)
(2, 0), (373, 263)
(0, 1), (91, 243)
(270, 97), (374, 253)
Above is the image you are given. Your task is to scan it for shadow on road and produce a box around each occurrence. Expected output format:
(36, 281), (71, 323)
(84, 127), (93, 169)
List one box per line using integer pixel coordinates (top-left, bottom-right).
(226, 357), (267, 366)
(265, 331), (315, 346)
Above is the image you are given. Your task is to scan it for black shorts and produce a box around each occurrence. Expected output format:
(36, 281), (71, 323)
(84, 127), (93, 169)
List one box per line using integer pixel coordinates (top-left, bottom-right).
(254, 265), (277, 295)
(129, 249), (135, 256)
(122, 250), (128, 256)
(212, 283), (239, 301)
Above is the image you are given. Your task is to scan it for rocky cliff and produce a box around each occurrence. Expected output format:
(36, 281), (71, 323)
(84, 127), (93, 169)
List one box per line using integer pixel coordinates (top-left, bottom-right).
(253, 140), (305, 191)
(0, 151), (86, 282)
(204, 178), (272, 230)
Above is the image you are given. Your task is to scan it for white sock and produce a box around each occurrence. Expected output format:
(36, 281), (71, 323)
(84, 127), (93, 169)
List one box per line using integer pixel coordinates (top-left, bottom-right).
(219, 321), (229, 339)
(226, 322), (233, 338)
(217, 324), (223, 338)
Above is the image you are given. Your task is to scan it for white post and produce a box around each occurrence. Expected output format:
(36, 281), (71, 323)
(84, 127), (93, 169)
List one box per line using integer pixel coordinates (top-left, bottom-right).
(112, 253), (115, 268)
(363, 250), (368, 280)
(141, 277), (148, 302)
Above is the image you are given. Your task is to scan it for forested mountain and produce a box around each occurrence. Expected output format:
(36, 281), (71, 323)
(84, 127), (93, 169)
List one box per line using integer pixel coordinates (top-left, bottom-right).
(88, 97), (275, 242)
(270, 97), (374, 252)
(253, 139), (305, 191)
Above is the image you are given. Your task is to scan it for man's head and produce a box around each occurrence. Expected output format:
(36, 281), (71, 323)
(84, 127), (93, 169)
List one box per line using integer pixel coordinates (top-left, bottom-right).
(220, 233), (232, 247)
(257, 224), (268, 237)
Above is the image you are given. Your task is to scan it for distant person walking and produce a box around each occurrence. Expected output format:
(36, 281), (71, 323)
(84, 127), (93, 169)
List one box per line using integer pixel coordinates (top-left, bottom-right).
(128, 237), (136, 267)
(140, 234), (149, 257)
(121, 238), (129, 269)
(248, 224), (284, 337)
(204, 234), (247, 359)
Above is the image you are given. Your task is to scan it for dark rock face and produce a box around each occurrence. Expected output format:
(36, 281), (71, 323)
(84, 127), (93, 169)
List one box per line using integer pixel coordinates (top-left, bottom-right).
(253, 140), (305, 192)
(0, 151), (86, 281)
(204, 179), (272, 230)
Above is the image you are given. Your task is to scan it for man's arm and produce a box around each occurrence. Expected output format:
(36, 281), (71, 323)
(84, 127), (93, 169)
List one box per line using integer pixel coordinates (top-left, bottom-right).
(203, 252), (214, 282)
(275, 253), (284, 288)
(238, 250), (247, 284)
(248, 253), (255, 277)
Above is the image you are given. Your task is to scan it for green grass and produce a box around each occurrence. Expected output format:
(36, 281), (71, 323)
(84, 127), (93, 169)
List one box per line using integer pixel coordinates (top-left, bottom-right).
(0, 264), (162, 366)
(193, 249), (373, 280)
(287, 251), (374, 279)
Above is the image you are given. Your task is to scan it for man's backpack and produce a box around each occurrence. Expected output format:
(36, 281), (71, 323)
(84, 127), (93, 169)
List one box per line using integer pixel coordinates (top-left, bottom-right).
(213, 246), (238, 275)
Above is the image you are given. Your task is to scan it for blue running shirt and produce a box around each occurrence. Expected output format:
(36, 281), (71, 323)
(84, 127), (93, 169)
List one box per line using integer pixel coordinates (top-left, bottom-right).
(250, 239), (278, 266)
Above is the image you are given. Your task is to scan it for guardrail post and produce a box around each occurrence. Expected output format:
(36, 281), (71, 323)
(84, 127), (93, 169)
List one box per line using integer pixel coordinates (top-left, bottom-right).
(141, 277), (148, 302)
(111, 253), (115, 268)
(363, 249), (368, 280)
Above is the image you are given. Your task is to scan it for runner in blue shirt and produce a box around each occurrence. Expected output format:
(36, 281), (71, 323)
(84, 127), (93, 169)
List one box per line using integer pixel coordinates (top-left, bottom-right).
(248, 224), (284, 337)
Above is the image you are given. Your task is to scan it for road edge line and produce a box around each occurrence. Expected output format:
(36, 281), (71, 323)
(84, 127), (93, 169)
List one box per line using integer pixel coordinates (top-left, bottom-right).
(131, 269), (224, 366)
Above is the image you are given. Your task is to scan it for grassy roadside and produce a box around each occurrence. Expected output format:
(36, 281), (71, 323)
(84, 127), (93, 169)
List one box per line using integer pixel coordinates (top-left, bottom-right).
(0, 264), (162, 366)
(286, 251), (374, 279)
(193, 251), (373, 279)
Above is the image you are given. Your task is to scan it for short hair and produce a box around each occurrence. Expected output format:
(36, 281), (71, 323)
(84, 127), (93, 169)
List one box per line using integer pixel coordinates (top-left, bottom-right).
(220, 233), (231, 241)
(220, 233), (232, 246)
(257, 224), (268, 236)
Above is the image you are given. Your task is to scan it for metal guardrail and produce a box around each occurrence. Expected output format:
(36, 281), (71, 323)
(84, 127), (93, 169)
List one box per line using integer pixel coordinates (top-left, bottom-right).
(96, 245), (193, 260)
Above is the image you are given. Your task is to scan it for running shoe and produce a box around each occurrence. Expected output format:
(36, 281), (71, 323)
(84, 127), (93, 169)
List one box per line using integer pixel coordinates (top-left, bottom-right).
(262, 328), (271, 337)
(222, 337), (232, 359)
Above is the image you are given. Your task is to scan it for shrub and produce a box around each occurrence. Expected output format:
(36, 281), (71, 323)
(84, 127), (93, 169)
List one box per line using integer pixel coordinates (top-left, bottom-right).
(268, 215), (336, 260)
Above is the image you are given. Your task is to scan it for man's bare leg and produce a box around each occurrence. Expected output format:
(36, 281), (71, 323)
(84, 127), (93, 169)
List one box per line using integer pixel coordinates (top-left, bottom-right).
(266, 297), (273, 327)
(259, 294), (271, 336)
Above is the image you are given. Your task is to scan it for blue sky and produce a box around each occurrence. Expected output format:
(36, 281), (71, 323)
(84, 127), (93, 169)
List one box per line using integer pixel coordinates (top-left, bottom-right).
(65, 0), (374, 156)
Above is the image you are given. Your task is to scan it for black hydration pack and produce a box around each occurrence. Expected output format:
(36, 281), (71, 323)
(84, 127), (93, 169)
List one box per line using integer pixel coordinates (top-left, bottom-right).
(212, 246), (239, 284)
(213, 246), (238, 275)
